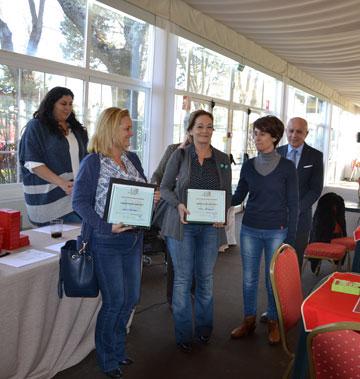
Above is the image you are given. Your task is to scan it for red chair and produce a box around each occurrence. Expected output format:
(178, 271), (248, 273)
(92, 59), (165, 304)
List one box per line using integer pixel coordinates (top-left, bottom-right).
(303, 242), (347, 275)
(307, 321), (360, 379)
(270, 244), (304, 378)
(331, 236), (356, 271)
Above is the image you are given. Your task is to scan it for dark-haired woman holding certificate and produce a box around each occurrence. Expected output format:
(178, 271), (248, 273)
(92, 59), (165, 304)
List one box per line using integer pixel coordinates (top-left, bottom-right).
(72, 107), (159, 379)
(160, 109), (232, 353)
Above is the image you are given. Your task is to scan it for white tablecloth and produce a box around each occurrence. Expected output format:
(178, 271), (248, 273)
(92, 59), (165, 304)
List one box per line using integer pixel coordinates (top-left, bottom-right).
(0, 227), (101, 379)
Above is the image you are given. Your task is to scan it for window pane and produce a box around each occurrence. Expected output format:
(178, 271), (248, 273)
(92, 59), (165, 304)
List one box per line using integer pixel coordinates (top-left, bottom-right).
(175, 38), (189, 90)
(247, 111), (263, 158)
(287, 86), (329, 153)
(328, 108), (360, 185)
(212, 106), (228, 152)
(18, 71), (84, 128)
(0, 64), (19, 184)
(88, 83), (146, 161)
(188, 42), (232, 100)
(90, 2), (151, 81)
(172, 95), (210, 144)
(231, 110), (248, 189)
(0, 0), (86, 66)
(233, 65), (281, 112)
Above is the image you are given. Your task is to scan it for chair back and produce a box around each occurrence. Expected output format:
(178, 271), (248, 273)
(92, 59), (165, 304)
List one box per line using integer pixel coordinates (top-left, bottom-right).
(310, 192), (346, 243)
(270, 244), (304, 357)
(307, 322), (360, 379)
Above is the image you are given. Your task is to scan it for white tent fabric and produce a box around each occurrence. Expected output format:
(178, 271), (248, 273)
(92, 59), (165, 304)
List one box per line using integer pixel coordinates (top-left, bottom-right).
(123, 0), (360, 112)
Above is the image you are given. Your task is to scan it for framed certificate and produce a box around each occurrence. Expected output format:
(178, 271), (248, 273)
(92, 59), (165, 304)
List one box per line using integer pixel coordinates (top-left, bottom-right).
(103, 179), (156, 228)
(185, 188), (226, 224)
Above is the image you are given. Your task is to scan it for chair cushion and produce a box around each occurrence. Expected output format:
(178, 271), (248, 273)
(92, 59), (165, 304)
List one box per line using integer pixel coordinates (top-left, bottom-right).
(304, 242), (346, 260)
(311, 330), (360, 379)
(331, 236), (356, 250)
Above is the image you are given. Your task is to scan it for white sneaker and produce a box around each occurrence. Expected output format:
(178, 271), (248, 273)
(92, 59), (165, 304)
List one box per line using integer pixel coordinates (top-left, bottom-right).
(218, 244), (229, 253)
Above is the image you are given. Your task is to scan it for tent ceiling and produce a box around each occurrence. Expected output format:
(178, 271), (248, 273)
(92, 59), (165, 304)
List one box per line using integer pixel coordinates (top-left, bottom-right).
(182, 0), (360, 107)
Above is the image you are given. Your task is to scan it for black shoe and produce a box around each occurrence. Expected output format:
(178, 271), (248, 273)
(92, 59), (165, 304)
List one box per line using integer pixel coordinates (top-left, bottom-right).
(105, 368), (123, 378)
(198, 335), (210, 345)
(120, 357), (134, 366)
(260, 312), (268, 323)
(177, 342), (192, 353)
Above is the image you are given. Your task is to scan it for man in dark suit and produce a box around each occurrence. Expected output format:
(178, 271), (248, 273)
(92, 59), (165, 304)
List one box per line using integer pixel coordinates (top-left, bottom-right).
(278, 117), (324, 267)
(261, 117), (323, 323)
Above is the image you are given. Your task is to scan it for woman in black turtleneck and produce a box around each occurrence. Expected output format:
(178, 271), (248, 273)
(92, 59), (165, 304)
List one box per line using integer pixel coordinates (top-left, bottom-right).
(230, 115), (299, 345)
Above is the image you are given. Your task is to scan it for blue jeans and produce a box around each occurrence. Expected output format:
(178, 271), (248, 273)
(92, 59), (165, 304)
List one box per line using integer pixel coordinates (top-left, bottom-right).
(166, 224), (219, 344)
(240, 224), (287, 320)
(92, 231), (143, 373)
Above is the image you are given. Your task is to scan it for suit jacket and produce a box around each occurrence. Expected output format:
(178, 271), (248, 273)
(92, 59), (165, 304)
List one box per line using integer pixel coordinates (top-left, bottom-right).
(277, 142), (324, 232)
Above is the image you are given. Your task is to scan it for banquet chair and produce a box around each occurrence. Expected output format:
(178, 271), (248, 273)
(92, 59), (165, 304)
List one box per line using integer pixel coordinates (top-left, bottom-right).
(270, 244), (304, 379)
(307, 321), (360, 379)
(304, 192), (348, 275)
(303, 242), (347, 275)
(330, 236), (356, 271)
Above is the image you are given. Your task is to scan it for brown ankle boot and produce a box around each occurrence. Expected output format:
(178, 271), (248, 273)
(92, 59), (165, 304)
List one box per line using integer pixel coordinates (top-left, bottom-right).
(230, 316), (256, 339)
(267, 320), (280, 345)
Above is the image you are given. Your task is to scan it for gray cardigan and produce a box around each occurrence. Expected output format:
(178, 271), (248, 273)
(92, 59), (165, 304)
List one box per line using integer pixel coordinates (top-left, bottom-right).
(151, 143), (180, 185)
(160, 144), (232, 241)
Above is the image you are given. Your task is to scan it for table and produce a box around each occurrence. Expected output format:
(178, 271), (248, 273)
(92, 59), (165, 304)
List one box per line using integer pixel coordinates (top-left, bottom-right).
(301, 272), (360, 332)
(0, 226), (101, 379)
(292, 272), (360, 379)
(345, 200), (360, 213)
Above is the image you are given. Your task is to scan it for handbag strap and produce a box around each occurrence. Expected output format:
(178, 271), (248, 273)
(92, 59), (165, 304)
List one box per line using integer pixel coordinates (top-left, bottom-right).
(58, 258), (64, 298)
(81, 222), (92, 242)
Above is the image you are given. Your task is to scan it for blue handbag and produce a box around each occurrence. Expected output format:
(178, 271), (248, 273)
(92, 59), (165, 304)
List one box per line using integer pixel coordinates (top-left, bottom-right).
(58, 223), (99, 298)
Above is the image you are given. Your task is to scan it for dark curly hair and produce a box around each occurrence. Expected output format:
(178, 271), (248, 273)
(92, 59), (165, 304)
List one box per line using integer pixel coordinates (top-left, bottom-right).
(33, 86), (85, 137)
(253, 115), (284, 147)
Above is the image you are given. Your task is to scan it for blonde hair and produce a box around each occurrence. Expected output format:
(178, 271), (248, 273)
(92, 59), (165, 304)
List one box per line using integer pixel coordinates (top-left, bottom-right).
(88, 107), (130, 156)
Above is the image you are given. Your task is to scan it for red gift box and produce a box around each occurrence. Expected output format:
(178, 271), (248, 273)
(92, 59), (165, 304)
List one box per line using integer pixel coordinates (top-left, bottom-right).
(0, 210), (20, 229)
(0, 209), (21, 250)
(18, 234), (30, 248)
(0, 226), (4, 249)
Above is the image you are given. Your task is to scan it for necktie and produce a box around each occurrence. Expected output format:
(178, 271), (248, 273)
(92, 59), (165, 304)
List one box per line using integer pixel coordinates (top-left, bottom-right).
(290, 149), (297, 167)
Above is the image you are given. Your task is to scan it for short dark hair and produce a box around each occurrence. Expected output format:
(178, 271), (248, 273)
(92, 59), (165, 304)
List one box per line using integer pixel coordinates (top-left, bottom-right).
(33, 86), (84, 136)
(187, 109), (214, 132)
(253, 115), (284, 147)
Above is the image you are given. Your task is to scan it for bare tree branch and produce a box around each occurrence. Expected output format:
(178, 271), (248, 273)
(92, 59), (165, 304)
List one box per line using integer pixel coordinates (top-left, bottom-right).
(56, 0), (132, 75)
(0, 18), (14, 51)
(26, 0), (46, 55)
(28, 0), (37, 23)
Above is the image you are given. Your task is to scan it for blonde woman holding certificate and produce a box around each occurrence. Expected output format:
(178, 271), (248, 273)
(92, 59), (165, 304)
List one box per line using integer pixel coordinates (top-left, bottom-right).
(160, 110), (232, 353)
(72, 107), (159, 378)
